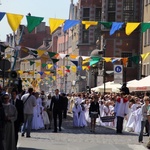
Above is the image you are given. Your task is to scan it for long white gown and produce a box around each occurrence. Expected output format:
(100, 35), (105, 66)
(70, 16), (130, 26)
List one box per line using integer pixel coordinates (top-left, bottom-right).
(78, 104), (87, 127)
(72, 104), (81, 127)
(32, 98), (44, 130)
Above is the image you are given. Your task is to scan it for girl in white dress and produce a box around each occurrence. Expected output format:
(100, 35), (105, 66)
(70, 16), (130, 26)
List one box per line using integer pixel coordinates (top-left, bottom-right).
(72, 101), (81, 127)
(78, 101), (87, 127)
(32, 92), (44, 130)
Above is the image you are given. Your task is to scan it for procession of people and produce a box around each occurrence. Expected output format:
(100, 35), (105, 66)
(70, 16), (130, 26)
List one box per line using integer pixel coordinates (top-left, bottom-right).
(1, 84), (150, 149)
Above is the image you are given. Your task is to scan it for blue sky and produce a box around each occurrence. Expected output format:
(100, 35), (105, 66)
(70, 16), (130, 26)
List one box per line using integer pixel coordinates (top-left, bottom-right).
(0, 0), (78, 41)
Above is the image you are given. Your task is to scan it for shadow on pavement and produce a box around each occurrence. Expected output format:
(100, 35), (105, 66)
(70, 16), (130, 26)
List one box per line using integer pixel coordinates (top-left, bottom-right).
(29, 114), (138, 137)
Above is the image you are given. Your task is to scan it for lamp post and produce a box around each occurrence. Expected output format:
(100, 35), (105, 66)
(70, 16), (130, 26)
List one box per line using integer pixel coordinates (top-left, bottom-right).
(103, 44), (106, 95)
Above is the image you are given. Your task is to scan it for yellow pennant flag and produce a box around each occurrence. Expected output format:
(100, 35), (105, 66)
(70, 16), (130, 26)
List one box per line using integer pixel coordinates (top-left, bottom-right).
(17, 70), (24, 75)
(82, 58), (90, 65)
(29, 71), (34, 76)
(71, 66), (77, 73)
(49, 18), (65, 34)
(47, 64), (53, 69)
(103, 57), (112, 62)
(82, 66), (88, 70)
(141, 52), (150, 61)
(6, 13), (23, 32)
(70, 54), (78, 59)
(44, 71), (51, 75)
(125, 23), (140, 35)
(52, 76), (56, 80)
(37, 49), (46, 57)
(36, 62), (41, 67)
(82, 21), (98, 29)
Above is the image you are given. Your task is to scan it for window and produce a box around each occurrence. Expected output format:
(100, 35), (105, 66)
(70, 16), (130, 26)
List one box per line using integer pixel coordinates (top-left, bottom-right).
(144, 31), (148, 46)
(107, 0), (116, 22)
(123, 0), (134, 22)
(83, 8), (90, 20)
(95, 8), (101, 21)
(82, 25), (89, 43)
(121, 52), (132, 67)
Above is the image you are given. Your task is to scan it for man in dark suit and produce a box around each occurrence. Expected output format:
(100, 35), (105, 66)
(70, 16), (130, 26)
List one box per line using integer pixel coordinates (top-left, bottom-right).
(50, 89), (64, 132)
(10, 89), (24, 146)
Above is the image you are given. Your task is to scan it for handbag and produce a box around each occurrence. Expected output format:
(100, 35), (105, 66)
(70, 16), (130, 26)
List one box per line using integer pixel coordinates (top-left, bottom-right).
(100, 116), (115, 122)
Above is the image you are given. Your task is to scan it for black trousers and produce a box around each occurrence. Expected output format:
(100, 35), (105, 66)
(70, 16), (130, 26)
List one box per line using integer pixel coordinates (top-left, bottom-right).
(14, 121), (21, 146)
(145, 120), (149, 134)
(53, 110), (62, 131)
(0, 130), (4, 150)
(63, 109), (67, 119)
(116, 116), (124, 133)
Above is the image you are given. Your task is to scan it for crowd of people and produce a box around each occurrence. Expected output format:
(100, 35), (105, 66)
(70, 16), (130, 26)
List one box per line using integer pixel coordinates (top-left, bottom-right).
(1, 84), (150, 149)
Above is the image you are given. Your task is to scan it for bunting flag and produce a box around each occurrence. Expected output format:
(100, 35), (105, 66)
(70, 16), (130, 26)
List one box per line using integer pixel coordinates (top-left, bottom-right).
(70, 54), (78, 59)
(103, 57), (112, 62)
(36, 62), (41, 67)
(71, 60), (78, 66)
(77, 66), (82, 71)
(30, 61), (35, 66)
(44, 71), (51, 75)
(141, 23), (150, 33)
(29, 71), (34, 76)
(6, 13), (24, 31)
(37, 49), (46, 57)
(52, 58), (59, 64)
(48, 52), (57, 58)
(26, 16), (44, 33)
(82, 21), (98, 29)
(110, 22), (124, 35)
(82, 58), (90, 65)
(65, 66), (70, 70)
(65, 69), (70, 73)
(0, 12), (5, 21)
(90, 57), (100, 66)
(122, 58), (128, 67)
(112, 58), (122, 63)
(18, 70), (24, 75)
(141, 52), (150, 61)
(42, 63), (47, 68)
(38, 71), (44, 76)
(71, 66), (77, 73)
(59, 53), (67, 59)
(52, 76), (56, 80)
(129, 56), (140, 64)
(99, 21), (112, 29)
(47, 64), (53, 69)
(125, 22), (140, 35)
(49, 18), (65, 33)
(82, 66), (89, 70)
(63, 20), (80, 32)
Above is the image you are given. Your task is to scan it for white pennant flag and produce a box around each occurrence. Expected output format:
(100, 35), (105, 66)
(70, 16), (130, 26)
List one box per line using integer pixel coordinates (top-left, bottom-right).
(59, 53), (67, 59)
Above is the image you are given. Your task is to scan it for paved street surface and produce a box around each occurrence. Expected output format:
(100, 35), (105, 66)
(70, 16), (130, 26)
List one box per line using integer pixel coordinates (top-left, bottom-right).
(18, 115), (149, 150)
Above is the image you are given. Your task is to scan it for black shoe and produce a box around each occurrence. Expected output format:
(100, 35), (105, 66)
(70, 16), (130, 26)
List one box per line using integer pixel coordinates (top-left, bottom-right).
(59, 128), (62, 131)
(53, 130), (57, 133)
(26, 135), (31, 138)
(21, 133), (24, 137)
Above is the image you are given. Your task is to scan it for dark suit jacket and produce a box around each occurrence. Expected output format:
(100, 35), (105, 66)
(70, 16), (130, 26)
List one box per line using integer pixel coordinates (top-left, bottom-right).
(89, 101), (100, 115)
(13, 99), (24, 124)
(50, 95), (64, 112)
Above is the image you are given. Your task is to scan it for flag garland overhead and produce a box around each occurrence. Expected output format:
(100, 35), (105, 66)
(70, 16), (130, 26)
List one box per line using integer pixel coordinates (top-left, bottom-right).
(0, 12), (149, 35)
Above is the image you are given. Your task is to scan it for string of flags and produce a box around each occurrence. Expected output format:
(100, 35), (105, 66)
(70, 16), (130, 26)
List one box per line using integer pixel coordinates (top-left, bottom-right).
(0, 12), (150, 35)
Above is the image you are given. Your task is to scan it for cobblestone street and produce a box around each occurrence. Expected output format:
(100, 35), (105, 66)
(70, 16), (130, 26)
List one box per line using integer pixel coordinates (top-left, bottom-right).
(17, 114), (149, 150)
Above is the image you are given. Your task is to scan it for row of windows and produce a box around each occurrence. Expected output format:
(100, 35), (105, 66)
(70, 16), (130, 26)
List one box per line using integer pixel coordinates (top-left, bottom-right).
(81, 0), (135, 43)
(143, 64), (150, 76)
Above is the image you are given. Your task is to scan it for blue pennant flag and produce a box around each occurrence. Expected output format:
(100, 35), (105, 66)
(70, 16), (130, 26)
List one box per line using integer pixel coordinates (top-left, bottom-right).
(110, 22), (124, 35)
(0, 12), (5, 21)
(77, 66), (82, 71)
(38, 71), (44, 76)
(63, 20), (80, 32)
(71, 60), (78, 67)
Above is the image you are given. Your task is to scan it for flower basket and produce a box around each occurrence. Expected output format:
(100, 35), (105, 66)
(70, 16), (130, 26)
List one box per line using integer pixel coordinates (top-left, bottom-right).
(100, 116), (115, 122)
